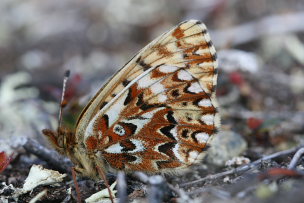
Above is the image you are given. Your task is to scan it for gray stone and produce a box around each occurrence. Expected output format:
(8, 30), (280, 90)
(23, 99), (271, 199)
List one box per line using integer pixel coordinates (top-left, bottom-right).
(205, 131), (247, 166)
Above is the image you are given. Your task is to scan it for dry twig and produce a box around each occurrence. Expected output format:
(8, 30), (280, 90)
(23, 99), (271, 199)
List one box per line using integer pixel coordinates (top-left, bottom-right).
(180, 144), (304, 187)
(288, 147), (304, 169)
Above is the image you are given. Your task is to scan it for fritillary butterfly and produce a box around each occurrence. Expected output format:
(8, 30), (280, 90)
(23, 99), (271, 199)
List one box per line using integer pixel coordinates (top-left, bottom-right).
(43, 20), (220, 179)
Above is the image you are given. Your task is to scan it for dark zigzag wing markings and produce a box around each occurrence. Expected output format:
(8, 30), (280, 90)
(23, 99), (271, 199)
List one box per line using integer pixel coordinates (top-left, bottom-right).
(102, 137), (209, 165)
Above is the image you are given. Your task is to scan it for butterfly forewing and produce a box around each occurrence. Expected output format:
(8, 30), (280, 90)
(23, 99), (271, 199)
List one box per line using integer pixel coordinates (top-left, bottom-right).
(76, 20), (219, 173)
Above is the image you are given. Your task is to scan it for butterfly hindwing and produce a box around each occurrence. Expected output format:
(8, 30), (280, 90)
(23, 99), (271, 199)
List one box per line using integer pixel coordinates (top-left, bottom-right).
(76, 20), (219, 173)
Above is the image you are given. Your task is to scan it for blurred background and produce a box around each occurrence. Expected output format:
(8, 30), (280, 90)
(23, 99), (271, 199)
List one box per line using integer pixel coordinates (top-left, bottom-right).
(1, 0), (304, 202)
(1, 0), (304, 159)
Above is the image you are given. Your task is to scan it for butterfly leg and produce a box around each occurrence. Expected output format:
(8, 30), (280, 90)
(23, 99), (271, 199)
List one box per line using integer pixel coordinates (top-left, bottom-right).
(96, 165), (115, 203)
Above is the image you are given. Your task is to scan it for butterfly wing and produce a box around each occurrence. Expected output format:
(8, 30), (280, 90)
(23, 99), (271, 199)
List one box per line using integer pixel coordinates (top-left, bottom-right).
(76, 20), (219, 173)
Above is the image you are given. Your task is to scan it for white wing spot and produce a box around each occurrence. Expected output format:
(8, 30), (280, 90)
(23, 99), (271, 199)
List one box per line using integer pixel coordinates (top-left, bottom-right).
(151, 83), (165, 94)
(170, 126), (178, 139)
(158, 94), (167, 102)
(201, 114), (214, 125)
(198, 99), (212, 107)
(199, 62), (214, 68)
(104, 143), (123, 153)
(173, 144), (185, 162)
(158, 65), (178, 73)
(195, 48), (209, 55)
(195, 132), (209, 144)
(203, 34), (211, 44)
(177, 70), (193, 81)
(188, 82), (203, 93)
(138, 74), (156, 88)
(104, 139), (146, 154)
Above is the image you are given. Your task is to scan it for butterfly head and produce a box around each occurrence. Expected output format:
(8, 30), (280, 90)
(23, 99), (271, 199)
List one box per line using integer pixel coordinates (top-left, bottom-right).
(42, 128), (77, 156)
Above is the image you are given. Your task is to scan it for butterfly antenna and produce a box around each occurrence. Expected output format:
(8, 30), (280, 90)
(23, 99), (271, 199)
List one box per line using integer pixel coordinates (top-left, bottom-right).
(58, 70), (70, 132)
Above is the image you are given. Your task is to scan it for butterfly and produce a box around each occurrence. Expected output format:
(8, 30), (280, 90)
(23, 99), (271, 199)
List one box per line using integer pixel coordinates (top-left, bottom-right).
(43, 19), (220, 179)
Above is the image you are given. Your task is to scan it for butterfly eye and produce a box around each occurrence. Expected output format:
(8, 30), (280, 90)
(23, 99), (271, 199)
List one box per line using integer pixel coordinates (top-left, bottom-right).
(113, 124), (125, 136)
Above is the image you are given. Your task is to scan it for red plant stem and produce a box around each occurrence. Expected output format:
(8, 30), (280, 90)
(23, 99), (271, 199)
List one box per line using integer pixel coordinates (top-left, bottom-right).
(96, 166), (114, 203)
(71, 167), (82, 203)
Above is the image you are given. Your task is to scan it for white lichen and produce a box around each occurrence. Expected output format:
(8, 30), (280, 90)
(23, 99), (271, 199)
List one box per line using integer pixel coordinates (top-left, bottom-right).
(85, 181), (117, 203)
(22, 165), (66, 193)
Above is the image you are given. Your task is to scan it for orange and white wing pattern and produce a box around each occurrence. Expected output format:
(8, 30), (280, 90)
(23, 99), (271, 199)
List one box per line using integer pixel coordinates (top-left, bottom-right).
(76, 20), (220, 173)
